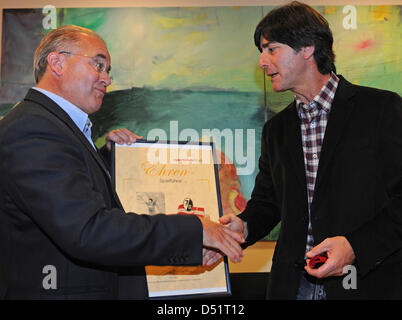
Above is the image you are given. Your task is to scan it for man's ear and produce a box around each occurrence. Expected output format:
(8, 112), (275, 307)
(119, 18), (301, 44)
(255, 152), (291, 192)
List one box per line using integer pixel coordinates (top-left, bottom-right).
(46, 52), (64, 76)
(301, 46), (315, 60)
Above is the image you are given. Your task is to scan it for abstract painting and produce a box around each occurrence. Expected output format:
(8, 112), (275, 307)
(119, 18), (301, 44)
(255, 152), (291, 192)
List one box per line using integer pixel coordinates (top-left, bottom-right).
(1, 5), (400, 240)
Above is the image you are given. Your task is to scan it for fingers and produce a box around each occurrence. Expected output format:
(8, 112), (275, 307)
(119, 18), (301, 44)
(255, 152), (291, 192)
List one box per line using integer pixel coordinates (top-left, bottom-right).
(305, 257), (345, 278)
(202, 248), (223, 267)
(219, 213), (245, 236)
(105, 128), (143, 150)
(199, 217), (244, 264)
(219, 214), (234, 225)
(305, 238), (329, 259)
(305, 258), (336, 278)
(106, 128), (142, 145)
(305, 236), (356, 279)
(222, 224), (245, 244)
(214, 228), (244, 263)
(305, 241), (335, 278)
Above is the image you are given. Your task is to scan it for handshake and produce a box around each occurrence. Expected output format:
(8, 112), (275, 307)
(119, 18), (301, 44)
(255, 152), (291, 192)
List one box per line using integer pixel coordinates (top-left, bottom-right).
(199, 213), (247, 267)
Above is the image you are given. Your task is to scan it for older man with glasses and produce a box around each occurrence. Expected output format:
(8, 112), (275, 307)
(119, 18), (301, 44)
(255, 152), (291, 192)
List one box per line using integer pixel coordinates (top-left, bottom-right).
(0, 25), (244, 300)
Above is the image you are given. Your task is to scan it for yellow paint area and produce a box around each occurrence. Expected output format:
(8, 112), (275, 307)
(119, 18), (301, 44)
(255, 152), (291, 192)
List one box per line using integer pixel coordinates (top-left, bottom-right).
(372, 6), (391, 21)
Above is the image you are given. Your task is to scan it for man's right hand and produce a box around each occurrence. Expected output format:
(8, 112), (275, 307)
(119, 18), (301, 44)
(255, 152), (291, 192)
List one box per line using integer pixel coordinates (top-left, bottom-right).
(219, 213), (247, 239)
(202, 214), (247, 266)
(198, 216), (245, 266)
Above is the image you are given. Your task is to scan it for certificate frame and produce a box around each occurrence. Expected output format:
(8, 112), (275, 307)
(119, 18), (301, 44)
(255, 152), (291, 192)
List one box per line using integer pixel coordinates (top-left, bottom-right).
(111, 139), (231, 299)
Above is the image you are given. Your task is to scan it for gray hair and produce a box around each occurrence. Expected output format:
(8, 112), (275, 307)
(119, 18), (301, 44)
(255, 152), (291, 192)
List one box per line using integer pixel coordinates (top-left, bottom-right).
(33, 25), (105, 83)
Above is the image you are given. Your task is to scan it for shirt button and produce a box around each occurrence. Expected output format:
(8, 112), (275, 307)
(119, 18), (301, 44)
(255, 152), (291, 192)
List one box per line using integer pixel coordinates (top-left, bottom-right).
(313, 153), (318, 159)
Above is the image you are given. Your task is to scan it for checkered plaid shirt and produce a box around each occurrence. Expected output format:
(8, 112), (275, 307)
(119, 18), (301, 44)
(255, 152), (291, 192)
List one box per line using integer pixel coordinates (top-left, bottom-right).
(296, 72), (339, 253)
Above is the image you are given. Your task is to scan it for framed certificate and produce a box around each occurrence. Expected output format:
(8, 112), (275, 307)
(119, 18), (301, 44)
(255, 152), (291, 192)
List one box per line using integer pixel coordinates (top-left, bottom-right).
(112, 140), (231, 299)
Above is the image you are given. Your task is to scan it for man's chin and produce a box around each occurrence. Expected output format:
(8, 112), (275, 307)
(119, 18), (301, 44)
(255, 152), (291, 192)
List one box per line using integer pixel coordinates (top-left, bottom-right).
(86, 102), (103, 115)
(272, 86), (287, 93)
(271, 80), (287, 93)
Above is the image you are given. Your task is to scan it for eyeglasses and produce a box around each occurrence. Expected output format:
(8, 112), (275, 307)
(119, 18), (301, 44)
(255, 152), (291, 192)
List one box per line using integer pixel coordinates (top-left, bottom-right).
(58, 51), (113, 83)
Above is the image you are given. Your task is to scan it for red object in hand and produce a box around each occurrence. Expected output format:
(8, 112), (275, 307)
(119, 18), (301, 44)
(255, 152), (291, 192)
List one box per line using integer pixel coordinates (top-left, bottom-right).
(308, 252), (328, 269)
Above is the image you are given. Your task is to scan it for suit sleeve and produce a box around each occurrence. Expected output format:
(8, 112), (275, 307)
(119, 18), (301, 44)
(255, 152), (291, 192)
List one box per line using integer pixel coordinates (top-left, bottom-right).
(238, 121), (281, 247)
(0, 112), (203, 268)
(345, 92), (402, 277)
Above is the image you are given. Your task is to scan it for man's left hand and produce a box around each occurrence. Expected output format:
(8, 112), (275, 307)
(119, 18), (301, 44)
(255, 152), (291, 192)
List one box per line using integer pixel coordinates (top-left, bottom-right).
(305, 236), (355, 278)
(105, 128), (142, 151)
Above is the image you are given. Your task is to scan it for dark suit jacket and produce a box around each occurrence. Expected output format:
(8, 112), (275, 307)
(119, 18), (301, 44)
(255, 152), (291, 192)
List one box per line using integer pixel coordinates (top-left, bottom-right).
(239, 75), (402, 299)
(0, 89), (203, 299)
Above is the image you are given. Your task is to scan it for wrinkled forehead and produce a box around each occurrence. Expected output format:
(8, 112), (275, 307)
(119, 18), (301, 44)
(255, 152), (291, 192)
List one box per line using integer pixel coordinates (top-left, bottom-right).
(73, 33), (111, 61)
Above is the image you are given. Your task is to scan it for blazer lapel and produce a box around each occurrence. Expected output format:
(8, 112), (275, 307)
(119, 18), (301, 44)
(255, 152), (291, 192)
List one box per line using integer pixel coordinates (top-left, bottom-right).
(285, 102), (308, 188)
(313, 76), (357, 199)
(24, 89), (111, 177)
(24, 89), (117, 186)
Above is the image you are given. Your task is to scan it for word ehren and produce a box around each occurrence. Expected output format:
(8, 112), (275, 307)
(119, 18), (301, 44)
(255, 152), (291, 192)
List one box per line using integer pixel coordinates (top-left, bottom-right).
(141, 161), (190, 178)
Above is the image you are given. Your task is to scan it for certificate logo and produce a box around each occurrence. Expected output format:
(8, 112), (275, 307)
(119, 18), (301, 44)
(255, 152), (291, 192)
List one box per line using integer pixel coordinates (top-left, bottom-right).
(177, 198), (206, 218)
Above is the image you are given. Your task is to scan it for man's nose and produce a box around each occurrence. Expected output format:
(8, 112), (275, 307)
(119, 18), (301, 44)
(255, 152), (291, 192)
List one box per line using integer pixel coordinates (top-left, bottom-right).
(258, 52), (270, 70)
(100, 71), (112, 87)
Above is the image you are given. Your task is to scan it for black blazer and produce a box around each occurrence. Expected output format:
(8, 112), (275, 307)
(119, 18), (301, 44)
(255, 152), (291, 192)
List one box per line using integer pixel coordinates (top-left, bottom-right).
(239, 76), (402, 299)
(0, 89), (203, 299)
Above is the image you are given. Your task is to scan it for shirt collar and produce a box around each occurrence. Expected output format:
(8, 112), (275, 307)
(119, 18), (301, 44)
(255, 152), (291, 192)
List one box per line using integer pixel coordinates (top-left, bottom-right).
(32, 87), (91, 133)
(296, 72), (339, 114)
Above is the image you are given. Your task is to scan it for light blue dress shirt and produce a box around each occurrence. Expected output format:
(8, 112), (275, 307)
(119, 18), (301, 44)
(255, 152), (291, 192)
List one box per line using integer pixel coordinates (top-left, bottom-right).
(32, 87), (97, 150)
